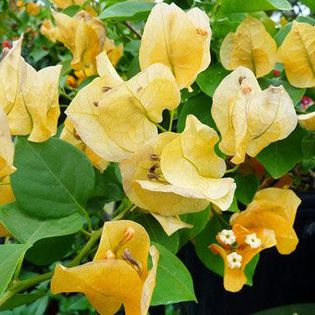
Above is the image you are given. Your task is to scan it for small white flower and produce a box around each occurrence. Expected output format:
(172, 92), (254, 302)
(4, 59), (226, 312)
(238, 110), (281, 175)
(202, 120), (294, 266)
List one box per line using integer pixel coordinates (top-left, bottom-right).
(227, 252), (242, 269)
(154, 0), (164, 3)
(218, 229), (236, 245)
(245, 233), (262, 249)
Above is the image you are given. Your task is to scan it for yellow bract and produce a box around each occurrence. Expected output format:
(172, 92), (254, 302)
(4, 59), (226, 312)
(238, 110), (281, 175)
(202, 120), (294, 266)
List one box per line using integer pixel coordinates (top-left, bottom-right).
(278, 22), (315, 88)
(212, 66), (297, 164)
(120, 115), (235, 235)
(52, 10), (106, 76)
(0, 107), (15, 178)
(139, 3), (211, 90)
(50, 0), (85, 9)
(51, 220), (159, 315)
(66, 52), (180, 162)
(298, 111), (315, 131)
(220, 17), (277, 78)
(60, 119), (109, 172)
(0, 37), (61, 142)
(0, 177), (15, 237)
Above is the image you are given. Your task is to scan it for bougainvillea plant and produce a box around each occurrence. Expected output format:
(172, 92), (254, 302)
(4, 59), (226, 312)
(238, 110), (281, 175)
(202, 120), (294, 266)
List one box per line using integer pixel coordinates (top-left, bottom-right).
(0, 0), (314, 313)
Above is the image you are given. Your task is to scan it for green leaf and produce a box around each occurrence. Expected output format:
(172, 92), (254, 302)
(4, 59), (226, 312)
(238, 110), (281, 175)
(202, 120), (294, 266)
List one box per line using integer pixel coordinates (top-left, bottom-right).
(62, 5), (80, 17)
(0, 244), (30, 297)
(25, 235), (75, 266)
(99, 1), (154, 21)
(301, 133), (315, 170)
(0, 203), (83, 244)
(194, 214), (259, 286)
(259, 77), (305, 106)
(134, 214), (179, 253)
(92, 163), (124, 203)
(221, 0), (292, 13)
(178, 207), (211, 248)
(177, 94), (217, 132)
(235, 175), (259, 205)
(196, 64), (229, 98)
(11, 137), (95, 219)
(0, 293), (46, 311)
(151, 243), (196, 305)
(257, 127), (307, 179)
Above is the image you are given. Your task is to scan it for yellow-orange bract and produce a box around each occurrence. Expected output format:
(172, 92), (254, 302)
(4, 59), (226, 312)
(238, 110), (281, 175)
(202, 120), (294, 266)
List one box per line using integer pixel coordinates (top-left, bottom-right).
(220, 17), (277, 78)
(231, 188), (301, 254)
(50, 0), (85, 9)
(278, 22), (315, 88)
(120, 115), (236, 235)
(0, 37), (61, 142)
(212, 66), (297, 164)
(0, 177), (15, 237)
(66, 52), (180, 162)
(52, 10), (106, 76)
(298, 111), (315, 131)
(139, 2), (211, 90)
(51, 220), (159, 315)
(210, 188), (301, 292)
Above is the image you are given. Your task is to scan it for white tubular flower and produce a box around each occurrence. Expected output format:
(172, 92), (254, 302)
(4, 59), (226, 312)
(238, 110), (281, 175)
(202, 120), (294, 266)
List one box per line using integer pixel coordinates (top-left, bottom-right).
(245, 233), (262, 249)
(218, 229), (236, 245)
(227, 252), (242, 269)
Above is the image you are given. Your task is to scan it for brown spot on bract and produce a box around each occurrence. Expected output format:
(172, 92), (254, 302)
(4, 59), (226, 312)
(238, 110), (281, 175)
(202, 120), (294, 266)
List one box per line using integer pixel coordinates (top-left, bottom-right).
(196, 28), (208, 36)
(102, 86), (111, 93)
(239, 75), (246, 85)
(93, 101), (99, 107)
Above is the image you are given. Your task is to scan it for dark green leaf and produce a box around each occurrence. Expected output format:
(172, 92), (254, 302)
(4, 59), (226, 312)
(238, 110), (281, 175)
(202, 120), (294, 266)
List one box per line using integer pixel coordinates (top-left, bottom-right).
(0, 244), (30, 297)
(235, 175), (259, 205)
(177, 94), (217, 132)
(178, 207), (211, 248)
(221, 0), (292, 13)
(62, 5), (80, 17)
(99, 1), (154, 21)
(257, 127), (307, 179)
(11, 137), (95, 219)
(151, 243), (196, 305)
(301, 0), (315, 12)
(196, 64), (229, 97)
(0, 202), (83, 244)
(253, 303), (315, 315)
(25, 235), (75, 266)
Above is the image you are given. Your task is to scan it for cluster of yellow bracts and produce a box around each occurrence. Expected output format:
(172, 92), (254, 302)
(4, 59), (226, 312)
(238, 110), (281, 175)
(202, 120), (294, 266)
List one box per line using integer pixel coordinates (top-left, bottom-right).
(0, 1), (314, 313)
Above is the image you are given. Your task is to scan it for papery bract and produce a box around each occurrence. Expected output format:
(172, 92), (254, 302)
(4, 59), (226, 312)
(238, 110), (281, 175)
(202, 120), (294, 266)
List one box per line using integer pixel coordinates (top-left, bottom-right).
(0, 107), (15, 178)
(52, 10), (106, 76)
(220, 17), (277, 78)
(230, 188), (301, 254)
(0, 37), (61, 142)
(50, 0), (85, 9)
(278, 22), (315, 88)
(212, 66), (297, 164)
(298, 111), (315, 131)
(66, 52), (180, 162)
(139, 2), (211, 90)
(60, 119), (109, 172)
(51, 220), (159, 315)
(120, 115), (235, 235)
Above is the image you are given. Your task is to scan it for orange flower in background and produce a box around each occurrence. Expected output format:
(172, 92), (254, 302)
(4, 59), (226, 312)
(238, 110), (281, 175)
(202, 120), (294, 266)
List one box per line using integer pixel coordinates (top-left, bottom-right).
(210, 188), (301, 292)
(51, 220), (159, 315)
(26, 2), (40, 16)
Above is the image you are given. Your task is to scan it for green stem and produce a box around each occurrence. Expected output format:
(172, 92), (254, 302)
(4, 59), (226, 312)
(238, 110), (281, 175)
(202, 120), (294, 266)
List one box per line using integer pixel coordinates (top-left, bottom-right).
(168, 110), (175, 131)
(123, 21), (142, 38)
(156, 124), (167, 133)
(225, 164), (239, 174)
(78, 206), (93, 232)
(0, 229), (102, 307)
(59, 91), (73, 102)
(211, 0), (222, 21)
(112, 203), (136, 221)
